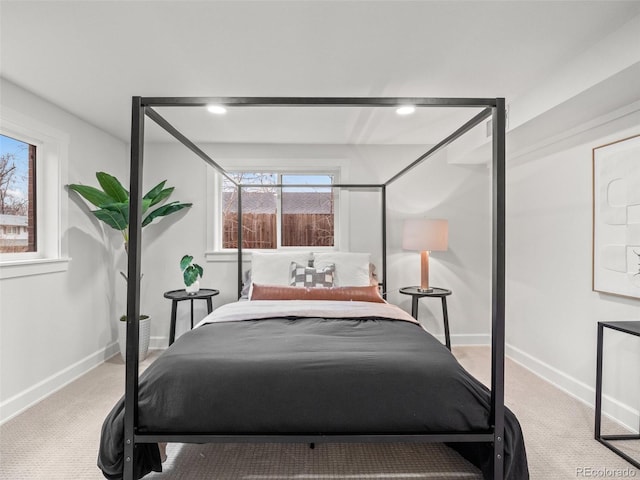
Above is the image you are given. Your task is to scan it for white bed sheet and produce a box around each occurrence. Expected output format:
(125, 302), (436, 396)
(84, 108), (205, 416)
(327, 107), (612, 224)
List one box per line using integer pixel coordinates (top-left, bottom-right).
(196, 299), (418, 327)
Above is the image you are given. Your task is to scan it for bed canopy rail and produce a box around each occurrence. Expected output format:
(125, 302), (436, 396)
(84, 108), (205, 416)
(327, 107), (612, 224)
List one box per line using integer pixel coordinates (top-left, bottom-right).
(144, 107), (238, 185)
(385, 107), (492, 185)
(140, 96), (499, 108)
(124, 96), (506, 480)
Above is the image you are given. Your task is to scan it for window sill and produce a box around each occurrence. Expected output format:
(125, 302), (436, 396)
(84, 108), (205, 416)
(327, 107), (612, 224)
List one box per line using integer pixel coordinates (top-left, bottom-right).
(0, 257), (70, 279)
(205, 251), (250, 263)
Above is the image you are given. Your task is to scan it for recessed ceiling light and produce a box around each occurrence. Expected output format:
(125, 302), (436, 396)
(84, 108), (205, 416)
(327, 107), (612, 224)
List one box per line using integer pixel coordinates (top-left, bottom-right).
(207, 105), (227, 115)
(396, 105), (416, 115)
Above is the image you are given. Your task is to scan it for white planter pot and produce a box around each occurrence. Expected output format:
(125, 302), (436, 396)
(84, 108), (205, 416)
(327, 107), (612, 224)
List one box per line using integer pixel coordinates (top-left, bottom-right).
(185, 280), (200, 295)
(118, 316), (151, 362)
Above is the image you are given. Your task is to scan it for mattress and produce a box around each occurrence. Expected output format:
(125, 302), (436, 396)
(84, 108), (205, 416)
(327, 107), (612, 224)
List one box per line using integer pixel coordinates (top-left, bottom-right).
(98, 300), (528, 479)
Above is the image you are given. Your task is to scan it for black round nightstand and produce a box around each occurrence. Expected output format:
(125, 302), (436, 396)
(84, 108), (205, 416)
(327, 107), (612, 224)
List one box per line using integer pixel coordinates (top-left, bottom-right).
(164, 288), (220, 345)
(399, 286), (452, 350)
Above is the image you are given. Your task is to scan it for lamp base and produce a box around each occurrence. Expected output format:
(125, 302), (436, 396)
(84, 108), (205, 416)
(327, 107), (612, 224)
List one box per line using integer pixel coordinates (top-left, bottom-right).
(419, 251), (432, 293)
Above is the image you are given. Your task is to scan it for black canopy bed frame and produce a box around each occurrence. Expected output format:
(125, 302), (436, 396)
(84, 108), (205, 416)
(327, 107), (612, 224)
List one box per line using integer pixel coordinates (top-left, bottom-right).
(123, 96), (507, 480)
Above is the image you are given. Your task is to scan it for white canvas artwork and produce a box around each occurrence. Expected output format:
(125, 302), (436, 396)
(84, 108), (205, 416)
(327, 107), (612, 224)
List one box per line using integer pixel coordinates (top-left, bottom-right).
(593, 134), (640, 299)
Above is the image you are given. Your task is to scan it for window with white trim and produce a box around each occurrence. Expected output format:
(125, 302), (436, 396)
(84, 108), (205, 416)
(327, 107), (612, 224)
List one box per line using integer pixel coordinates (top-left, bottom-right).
(220, 171), (337, 250)
(0, 108), (69, 277)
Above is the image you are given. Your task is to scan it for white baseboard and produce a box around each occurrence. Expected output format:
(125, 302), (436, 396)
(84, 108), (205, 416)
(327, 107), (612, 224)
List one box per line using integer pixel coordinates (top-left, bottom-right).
(506, 343), (639, 434)
(150, 336), (168, 350)
(448, 335), (639, 433)
(0, 342), (119, 425)
(445, 333), (491, 346)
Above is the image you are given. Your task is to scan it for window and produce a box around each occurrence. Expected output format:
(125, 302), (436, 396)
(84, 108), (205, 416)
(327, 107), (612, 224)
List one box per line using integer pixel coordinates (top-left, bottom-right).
(221, 172), (335, 249)
(0, 134), (36, 253)
(0, 107), (69, 278)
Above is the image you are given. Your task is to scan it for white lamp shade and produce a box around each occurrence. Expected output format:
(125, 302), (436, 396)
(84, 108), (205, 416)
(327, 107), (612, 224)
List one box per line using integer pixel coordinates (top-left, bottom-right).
(402, 219), (448, 252)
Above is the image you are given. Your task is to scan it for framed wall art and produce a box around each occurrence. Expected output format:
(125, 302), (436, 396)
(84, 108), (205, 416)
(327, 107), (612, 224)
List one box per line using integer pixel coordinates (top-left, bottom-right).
(592, 133), (640, 299)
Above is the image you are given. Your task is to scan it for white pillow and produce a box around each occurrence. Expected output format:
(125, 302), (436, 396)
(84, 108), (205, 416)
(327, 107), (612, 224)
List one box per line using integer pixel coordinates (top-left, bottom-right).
(250, 251), (312, 286)
(313, 252), (371, 287)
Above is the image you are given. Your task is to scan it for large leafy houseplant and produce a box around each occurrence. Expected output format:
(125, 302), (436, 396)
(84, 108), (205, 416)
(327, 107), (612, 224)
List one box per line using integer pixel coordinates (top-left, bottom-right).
(68, 171), (192, 254)
(68, 172), (192, 359)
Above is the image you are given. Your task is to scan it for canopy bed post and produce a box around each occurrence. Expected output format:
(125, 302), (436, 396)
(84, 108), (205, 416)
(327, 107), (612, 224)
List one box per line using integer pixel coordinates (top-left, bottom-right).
(237, 185), (243, 299)
(381, 184), (387, 299)
(124, 96), (145, 480)
(490, 98), (506, 480)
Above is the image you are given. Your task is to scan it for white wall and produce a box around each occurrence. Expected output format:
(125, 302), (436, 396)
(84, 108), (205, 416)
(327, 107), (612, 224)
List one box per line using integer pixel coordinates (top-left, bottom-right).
(385, 152), (493, 342)
(0, 79), (127, 422)
(138, 142), (492, 346)
(506, 112), (640, 433)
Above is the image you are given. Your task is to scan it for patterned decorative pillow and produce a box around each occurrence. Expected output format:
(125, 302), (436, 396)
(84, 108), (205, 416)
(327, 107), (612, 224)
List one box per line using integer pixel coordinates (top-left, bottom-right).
(290, 262), (335, 288)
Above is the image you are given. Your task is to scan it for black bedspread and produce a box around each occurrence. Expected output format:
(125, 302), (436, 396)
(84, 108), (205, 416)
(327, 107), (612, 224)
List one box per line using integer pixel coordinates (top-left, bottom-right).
(98, 317), (528, 479)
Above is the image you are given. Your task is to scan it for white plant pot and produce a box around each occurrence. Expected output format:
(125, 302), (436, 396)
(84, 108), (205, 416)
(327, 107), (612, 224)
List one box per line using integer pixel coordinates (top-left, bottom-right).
(118, 316), (151, 362)
(185, 280), (200, 295)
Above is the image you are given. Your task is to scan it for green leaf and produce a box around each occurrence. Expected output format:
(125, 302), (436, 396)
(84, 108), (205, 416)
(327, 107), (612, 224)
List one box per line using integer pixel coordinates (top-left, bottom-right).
(148, 187), (174, 207)
(142, 201), (192, 227)
(97, 172), (129, 203)
(143, 181), (167, 205)
(183, 268), (199, 286)
(101, 202), (129, 226)
(92, 208), (127, 231)
(141, 198), (153, 215)
(182, 264), (202, 286)
(194, 264), (203, 278)
(180, 255), (193, 271)
(68, 184), (113, 207)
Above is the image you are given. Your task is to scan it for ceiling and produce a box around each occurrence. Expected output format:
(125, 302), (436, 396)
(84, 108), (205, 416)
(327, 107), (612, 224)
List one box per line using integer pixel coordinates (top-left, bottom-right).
(2, 1), (640, 145)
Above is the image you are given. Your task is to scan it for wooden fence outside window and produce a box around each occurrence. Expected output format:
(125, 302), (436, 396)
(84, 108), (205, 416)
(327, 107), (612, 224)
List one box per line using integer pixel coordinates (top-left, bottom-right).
(223, 213), (334, 249)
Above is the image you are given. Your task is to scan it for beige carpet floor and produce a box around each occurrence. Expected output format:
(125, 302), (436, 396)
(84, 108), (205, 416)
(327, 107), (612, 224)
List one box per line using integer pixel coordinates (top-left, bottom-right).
(1, 346), (638, 479)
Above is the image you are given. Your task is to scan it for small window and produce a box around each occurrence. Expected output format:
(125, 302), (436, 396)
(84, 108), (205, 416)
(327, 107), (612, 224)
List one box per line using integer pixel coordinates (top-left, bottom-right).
(281, 174), (334, 247)
(222, 172), (335, 249)
(222, 173), (277, 249)
(0, 134), (36, 253)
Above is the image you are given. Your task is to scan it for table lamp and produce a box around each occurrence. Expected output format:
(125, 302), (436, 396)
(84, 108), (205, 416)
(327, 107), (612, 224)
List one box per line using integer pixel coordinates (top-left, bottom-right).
(402, 219), (448, 292)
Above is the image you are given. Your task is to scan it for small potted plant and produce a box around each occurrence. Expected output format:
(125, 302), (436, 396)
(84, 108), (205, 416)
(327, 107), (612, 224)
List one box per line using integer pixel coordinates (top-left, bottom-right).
(181, 255), (204, 295)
